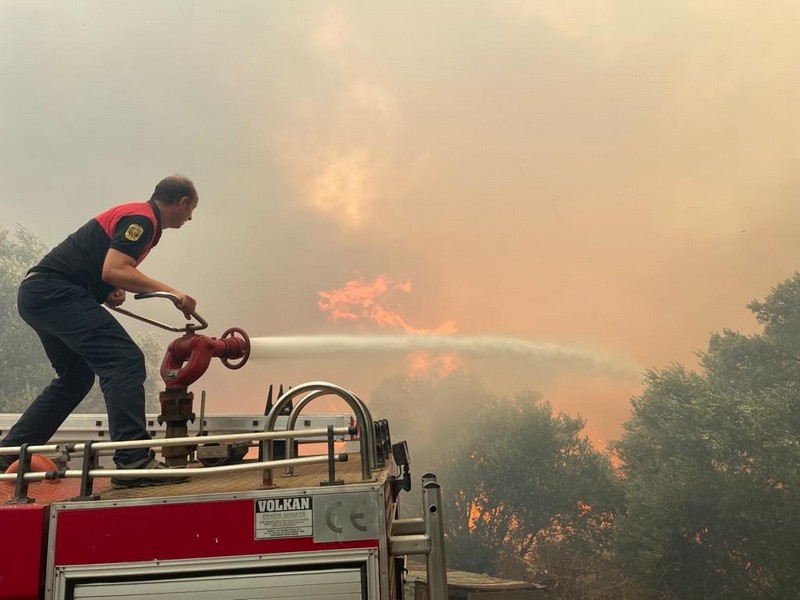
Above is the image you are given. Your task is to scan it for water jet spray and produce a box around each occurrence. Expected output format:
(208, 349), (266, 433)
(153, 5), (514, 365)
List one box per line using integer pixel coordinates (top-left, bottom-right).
(247, 334), (640, 379)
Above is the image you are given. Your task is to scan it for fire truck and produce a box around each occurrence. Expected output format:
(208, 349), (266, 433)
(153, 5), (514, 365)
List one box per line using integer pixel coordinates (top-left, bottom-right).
(0, 294), (447, 599)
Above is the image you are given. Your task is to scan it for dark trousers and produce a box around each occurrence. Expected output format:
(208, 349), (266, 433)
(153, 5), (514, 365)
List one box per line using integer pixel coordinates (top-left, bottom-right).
(1, 278), (151, 466)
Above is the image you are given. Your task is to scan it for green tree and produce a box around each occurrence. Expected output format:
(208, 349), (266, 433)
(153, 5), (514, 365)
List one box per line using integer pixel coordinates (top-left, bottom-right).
(615, 273), (800, 599)
(434, 392), (622, 579)
(0, 226), (50, 412)
(0, 226), (162, 415)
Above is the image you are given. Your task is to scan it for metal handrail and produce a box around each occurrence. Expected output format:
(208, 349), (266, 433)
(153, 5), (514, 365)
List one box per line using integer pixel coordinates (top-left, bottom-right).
(0, 453), (347, 483)
(281, 389), (329, 476)
(262, 382), (377, 483)
(2, 427), (355, 502)
(0, 426), (354, 458)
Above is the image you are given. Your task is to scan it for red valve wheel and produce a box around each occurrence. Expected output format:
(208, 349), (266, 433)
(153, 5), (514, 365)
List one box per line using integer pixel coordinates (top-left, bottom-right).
(220, 327), (250, 370)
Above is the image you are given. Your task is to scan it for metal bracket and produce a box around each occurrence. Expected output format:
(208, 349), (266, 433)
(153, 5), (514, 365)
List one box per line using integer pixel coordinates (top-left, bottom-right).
(73, 441), (100, 501)
(320, 425), (344, 486)
(5, 444), (34, 505)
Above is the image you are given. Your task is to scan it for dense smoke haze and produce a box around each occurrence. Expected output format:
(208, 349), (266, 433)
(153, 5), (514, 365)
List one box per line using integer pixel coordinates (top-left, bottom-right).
(2, 1), (799, 443)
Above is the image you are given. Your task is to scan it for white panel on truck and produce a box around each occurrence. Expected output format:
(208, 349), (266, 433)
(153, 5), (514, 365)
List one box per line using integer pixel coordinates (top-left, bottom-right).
(71, 567), (364, 600)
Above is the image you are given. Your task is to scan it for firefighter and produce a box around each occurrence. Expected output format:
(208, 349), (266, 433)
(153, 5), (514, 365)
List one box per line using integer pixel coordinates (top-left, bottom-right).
(0, 175), (198, 488)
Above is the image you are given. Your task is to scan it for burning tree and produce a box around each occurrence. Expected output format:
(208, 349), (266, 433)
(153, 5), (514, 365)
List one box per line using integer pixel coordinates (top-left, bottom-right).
(433, 391), (622, 579)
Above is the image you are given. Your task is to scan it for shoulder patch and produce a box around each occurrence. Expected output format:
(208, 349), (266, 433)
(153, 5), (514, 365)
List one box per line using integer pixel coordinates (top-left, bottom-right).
(124, 223), (144, 241)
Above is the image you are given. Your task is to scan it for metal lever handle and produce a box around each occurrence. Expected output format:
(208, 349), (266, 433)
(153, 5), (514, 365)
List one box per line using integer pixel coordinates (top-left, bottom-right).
(110, 291), (208, 333)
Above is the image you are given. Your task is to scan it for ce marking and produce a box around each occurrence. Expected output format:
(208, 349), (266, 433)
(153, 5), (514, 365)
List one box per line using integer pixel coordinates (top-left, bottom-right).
(325, 500), (368, 533)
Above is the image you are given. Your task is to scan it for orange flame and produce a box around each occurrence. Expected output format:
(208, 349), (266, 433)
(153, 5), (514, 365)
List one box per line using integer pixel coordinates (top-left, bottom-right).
(318, 273), (460, 377)
(318, 273), (457, 335)
(407, 351), (463, 379)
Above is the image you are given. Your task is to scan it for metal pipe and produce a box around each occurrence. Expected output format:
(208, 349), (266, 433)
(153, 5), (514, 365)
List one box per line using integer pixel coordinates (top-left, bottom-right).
(198, 390), (206, 437)
(90, 426), (351, 451)
(284, 389), (329, 475)
(423, 481), (448, 600)
(351, 391), (379, 471)
(0, 426), (353, 457)
(263, 382), (376, 482)
(0, 453), (348, 483)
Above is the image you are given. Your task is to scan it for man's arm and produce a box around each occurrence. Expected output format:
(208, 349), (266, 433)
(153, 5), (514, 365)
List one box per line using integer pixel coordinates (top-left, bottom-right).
(102, 248), (197, 316)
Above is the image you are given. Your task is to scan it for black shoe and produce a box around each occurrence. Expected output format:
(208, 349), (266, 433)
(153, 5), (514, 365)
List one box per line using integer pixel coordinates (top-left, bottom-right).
(111, 455), (188, 489)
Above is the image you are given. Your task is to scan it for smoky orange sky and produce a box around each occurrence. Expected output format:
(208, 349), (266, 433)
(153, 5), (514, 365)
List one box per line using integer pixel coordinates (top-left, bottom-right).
(2, 1), (799, 444)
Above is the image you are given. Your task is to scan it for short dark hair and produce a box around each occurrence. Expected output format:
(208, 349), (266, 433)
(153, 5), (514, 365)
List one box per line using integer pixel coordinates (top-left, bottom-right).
(150, 175), (196, 204)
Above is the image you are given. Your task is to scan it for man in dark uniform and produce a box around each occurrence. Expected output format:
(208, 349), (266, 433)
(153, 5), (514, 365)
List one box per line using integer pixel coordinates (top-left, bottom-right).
(0, 175), (199, 488)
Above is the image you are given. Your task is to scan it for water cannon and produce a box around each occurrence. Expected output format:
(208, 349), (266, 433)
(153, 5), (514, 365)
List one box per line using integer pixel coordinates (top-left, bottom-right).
(161, 325), (249, 389)
(111, 292), (250, 466)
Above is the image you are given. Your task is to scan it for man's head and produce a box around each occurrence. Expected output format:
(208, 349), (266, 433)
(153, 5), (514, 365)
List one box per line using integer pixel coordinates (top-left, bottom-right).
(151, 175), (199, 229)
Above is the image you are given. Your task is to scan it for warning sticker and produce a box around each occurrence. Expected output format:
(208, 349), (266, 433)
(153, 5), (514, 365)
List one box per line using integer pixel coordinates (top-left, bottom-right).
(254, 496), (313, 539)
